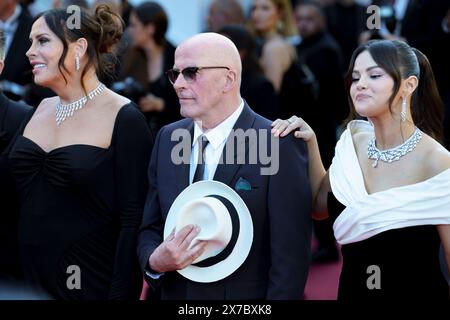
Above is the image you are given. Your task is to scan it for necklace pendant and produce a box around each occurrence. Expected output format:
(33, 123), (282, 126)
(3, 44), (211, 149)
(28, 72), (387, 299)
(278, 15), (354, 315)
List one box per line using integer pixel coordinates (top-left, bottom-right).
(372, 159), (378, 168)
(367, 128), (423, 168)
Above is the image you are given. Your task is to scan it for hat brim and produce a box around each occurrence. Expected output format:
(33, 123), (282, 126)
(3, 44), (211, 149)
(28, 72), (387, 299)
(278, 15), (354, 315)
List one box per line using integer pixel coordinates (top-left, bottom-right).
(164, 180), (253, 283)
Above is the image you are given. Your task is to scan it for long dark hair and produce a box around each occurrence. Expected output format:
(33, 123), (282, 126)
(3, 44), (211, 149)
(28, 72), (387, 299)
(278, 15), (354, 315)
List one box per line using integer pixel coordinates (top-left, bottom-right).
(345, 40), (444, 142)
(34, 5), (124, 89)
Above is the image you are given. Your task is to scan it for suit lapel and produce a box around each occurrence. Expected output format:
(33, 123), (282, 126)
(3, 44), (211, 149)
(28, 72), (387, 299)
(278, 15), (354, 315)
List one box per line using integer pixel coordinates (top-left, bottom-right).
(213, 103), (256, 186)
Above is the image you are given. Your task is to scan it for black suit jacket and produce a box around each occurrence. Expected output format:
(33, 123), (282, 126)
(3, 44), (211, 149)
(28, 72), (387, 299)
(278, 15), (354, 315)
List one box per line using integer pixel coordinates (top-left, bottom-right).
(0, 8), (33, 86)
(137, 103), (312, 300)
(0, 91), (32, 280)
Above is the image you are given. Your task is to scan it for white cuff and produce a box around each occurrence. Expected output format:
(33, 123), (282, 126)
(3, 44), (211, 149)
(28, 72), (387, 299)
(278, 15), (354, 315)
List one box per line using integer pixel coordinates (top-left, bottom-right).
(145, 270), (164, 279)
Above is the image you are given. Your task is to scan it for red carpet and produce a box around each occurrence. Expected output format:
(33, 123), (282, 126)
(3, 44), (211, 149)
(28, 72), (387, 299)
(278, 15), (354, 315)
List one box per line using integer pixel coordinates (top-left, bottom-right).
(304, 257), (342, 300)
(304, 238), (342, 300)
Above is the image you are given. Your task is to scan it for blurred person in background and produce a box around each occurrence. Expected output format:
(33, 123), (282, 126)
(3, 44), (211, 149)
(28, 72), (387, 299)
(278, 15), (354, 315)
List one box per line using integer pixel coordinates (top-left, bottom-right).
(206, 0), (246, 32)
(52, 0), (89, 10)
(294, 0), (348, 263)
(117, 1), (181, 137)
(0, 0), (33, 100)
(248, 0), (315, 120)
(248, 0), (297, 94)
(323, 0), (366, 68)
(219, 24), (279, 120)
(295, 1), (346, 173)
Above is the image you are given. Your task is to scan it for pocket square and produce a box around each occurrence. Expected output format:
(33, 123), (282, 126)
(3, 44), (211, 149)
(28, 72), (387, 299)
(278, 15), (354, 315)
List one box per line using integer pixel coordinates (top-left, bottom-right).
(235, 177), (252, 191)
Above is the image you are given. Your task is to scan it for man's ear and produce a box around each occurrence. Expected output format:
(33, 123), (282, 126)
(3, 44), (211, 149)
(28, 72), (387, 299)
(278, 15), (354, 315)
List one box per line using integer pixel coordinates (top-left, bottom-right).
(0, 59), (4, 75)
(223, 69), (237, 93)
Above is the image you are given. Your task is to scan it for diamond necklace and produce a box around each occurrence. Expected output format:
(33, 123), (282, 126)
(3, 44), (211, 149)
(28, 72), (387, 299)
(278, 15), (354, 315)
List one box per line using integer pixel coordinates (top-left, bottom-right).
(367, 127), (423, 168)
(55, 82), (106, 126)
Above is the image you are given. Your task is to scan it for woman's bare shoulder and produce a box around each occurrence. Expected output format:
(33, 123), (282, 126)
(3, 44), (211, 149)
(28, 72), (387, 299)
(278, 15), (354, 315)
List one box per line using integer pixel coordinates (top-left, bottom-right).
(102, 89), (132, 112)
(33, 96), (59, 116)
(422, 135), (450, 176)
(39, 96), (59, 107)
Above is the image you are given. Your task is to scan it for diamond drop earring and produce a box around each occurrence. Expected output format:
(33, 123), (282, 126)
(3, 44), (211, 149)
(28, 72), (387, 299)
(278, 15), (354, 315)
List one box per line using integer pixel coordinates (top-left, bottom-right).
(401, 96), (407, 122)
(75, 55), (80, 71)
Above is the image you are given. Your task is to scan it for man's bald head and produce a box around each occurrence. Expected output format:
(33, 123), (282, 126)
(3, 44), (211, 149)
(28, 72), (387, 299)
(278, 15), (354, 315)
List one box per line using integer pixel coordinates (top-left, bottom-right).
(173, 33), (243, 129)
(176, 32), (242, 81)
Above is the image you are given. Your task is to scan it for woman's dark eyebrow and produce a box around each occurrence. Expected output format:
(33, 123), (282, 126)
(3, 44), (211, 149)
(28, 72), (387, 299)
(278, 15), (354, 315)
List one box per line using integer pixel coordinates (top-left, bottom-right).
(29, 33), (50, 41)
(366, 65), (381, 71)
(352, 65), (381, 74)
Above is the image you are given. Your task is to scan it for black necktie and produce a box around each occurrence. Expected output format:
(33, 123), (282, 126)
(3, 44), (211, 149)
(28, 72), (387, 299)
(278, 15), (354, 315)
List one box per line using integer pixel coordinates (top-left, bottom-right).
(192, 135), (209, 183)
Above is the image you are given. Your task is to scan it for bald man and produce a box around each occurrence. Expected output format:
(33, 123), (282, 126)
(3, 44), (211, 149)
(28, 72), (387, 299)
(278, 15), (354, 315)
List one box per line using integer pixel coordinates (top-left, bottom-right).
(137, 33), (312, 300)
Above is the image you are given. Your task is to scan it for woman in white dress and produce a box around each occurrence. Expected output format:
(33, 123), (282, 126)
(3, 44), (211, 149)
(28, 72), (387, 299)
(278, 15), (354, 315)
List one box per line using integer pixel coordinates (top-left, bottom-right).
(272, 39), (450, 299)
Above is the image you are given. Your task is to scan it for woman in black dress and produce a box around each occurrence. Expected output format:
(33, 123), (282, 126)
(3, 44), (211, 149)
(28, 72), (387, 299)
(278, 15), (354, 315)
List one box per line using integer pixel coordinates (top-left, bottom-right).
(273, 40), (450, 299)
(7, 6), (153, 299)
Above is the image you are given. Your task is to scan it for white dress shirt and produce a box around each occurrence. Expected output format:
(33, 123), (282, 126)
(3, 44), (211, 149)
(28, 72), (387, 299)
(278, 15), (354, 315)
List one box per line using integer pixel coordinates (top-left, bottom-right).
(145, 99), (244, 279)
(189, 100), (244, 183)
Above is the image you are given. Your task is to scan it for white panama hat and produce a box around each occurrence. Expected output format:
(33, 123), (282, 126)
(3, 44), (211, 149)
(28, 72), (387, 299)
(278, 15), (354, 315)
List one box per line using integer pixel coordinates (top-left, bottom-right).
(164, 180), (253, 283)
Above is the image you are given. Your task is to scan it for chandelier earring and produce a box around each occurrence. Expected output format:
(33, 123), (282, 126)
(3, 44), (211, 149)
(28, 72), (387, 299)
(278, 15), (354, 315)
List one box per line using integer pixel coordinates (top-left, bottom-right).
(75, 55), (80, 72)
(401, 96), (407, 122)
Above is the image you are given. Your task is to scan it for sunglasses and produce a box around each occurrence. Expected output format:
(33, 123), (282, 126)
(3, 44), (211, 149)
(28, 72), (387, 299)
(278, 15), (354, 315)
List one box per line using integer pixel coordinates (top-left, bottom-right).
(166, 66), (230, 84)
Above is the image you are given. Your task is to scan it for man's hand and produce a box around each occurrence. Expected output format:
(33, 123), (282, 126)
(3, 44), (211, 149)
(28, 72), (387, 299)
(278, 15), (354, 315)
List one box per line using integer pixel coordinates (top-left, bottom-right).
(149, 224), (207, 273)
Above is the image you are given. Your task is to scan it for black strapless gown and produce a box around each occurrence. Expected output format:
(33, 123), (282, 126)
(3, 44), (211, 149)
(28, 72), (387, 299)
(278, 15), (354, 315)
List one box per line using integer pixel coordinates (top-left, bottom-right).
(328, 193), (449, 300)
(8, 104), (153, 299)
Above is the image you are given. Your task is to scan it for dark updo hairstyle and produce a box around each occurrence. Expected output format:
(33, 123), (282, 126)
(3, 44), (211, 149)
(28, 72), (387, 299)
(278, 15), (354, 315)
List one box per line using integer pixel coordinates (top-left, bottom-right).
(132, 1), (168, 46)
(345, 40), (444, 142)
(34, 5), (124, 89)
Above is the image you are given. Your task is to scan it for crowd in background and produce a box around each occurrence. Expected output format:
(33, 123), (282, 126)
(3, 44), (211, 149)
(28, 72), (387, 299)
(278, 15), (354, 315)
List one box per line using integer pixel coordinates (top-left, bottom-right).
(2, 0), (449, 147)
(1, 0), (449, 297)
